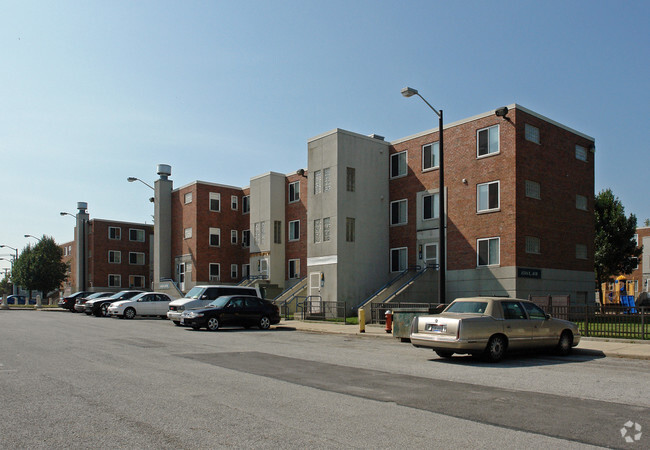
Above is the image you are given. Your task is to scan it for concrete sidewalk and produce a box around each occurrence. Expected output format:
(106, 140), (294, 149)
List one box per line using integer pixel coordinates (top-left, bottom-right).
(279, 319), (650, 360)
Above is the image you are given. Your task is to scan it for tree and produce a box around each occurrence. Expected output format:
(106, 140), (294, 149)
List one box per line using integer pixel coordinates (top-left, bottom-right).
(644, 218), (650, 227)
(12, 236), (67, 300)
(594, 189), (642, 303)
(0, 273), (12, 296)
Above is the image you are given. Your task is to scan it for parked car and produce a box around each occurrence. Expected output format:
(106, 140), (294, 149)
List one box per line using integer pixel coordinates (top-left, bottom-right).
(7, 295), (28, 305)
(180, 295), (280, 331)
(167, 285), (263, 326)
(74, 292), (112, 313)
(58, 291), (93, 311)
(409, 297), (581, 362)
(108, 292), (173, 319)
(84, 290), (144, 317)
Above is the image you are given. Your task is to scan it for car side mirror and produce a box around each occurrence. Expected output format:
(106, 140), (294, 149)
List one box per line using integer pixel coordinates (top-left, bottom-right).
(545, 314), (551, 320)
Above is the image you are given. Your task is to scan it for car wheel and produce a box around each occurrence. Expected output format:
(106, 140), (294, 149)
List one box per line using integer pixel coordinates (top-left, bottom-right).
(485, 335), (507, 362)
(207, 317), (220, 331)
(258, 316), (271, 330)
(173, 321), (182, 326)
(435, 350), (454, 358)
(557, 331), (573, 356)
(124, 307), (136, 320)
(100, 303), (109, 317)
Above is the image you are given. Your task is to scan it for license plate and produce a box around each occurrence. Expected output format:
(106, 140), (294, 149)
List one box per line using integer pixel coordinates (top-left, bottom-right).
(180, 318), (184, 324)
(426, 324), (446, 332)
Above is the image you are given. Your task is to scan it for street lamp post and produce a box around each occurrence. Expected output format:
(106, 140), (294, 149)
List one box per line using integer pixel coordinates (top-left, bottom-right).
(127, 177), (154, 190)
(401, 86), (446, 303)
(24, 234), (43, 243)
(60, 203), (90, 292)
(0, 244), (19, 296)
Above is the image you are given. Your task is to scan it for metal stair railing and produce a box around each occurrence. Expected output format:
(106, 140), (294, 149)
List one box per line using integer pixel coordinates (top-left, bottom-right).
(382, 264), (437, 304)
(354, 267), (417, 310)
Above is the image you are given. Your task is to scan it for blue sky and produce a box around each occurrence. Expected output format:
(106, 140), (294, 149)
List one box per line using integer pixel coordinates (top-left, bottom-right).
(1, 0), (649, 271)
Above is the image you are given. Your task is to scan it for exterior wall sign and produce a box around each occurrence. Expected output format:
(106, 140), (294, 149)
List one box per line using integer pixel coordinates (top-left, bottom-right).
(518, 268), (542, 279)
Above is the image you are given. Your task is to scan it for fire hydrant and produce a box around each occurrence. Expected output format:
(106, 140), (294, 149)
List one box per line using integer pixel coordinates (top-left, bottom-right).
(385, 310), (393, 333)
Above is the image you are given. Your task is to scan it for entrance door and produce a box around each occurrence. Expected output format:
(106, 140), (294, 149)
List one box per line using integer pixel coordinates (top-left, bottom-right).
(259, 259), (269, 279)
(309, 272), (322, 314)
(178, 263), (185, 292)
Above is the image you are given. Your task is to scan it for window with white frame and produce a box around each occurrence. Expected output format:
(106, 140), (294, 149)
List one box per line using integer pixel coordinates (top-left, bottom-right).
(390, 247), (407, 272)
(576, 194), (588, 211)
(525, 236), (540, 254)
(288, 259), (300, 279)
(575, 145), (587, 162)
(209, 228), (220, 247)
(477, 125), (499, 157)
(289, 220), (300, 241)
(129, 228), (145, 242)
(230, 264), (238, 280)
(347, 167), (355, 192)
(422, 142), (439, 171)
(242, 230), (250, 247)
(209, 192), (220, 212)
(323, 217), (331, 242)
(346, 217), (355, 242)
(184, 192), (193, 204)
(231, 195), (238, 210)
(231, 230), (238, 245)
(184, 227), (192, 239)
(576, 244), (587, 260)
(108, 227), (121, 240)
(108, 250), (121, 264)
(108, 274), (121, 287)
(242, 195), (250, 214)
(274, 221), (282, 244)
(477, 181), (500, 212)
(477, 237), (500, 266)
(390, 151), (407, 178)
(424, 243), (438, 265)
(129, 252), (145, 265)
(323, 167), (331, 192)
(525, 124), (540, 144)
(390, 199), (407, 226)
(209, 263), (220, 281)
(525, 180), (541, 199)
(423, 193), (439, 220)
(314, 219), (321, 243)
(289, 181), (300, 203)
(129, 275), (144, 288)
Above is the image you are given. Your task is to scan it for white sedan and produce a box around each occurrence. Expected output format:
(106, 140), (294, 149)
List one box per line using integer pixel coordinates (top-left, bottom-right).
(108, 292), (173, 319)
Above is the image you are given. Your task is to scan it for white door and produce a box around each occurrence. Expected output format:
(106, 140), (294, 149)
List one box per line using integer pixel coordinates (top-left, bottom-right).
(309, 272), (322, 313)
(259, 259), (269, 279)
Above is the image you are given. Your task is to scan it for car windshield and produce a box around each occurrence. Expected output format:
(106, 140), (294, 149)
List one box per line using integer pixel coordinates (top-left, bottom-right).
(186, 287), (205, 299)
(208, 297), (230, 308)
(85, 292), (105, 300)
(445, 301), (488, 314)
(130, 293), (147, 302)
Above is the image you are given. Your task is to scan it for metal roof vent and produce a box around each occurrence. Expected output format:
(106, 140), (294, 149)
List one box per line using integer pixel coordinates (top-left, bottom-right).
(369, 134), (385, 141)
(157, 164), (172, 180)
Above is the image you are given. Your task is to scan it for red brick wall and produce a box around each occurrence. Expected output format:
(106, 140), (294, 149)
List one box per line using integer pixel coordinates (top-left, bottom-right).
(285, 172), (308, 279)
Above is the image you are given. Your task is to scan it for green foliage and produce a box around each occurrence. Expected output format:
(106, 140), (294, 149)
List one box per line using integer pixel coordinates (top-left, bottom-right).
(12, 236), (67, 296)
(594, 189), (642, 288)
(0, 274), (12, 296)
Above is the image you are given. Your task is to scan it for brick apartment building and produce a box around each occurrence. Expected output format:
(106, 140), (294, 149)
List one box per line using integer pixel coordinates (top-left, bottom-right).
(151, 103), (596, 306)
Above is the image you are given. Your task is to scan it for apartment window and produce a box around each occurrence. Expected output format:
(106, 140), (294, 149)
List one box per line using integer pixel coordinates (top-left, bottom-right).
(129, 252), (145, 265)
(289, 181), (300, 203)
(274, 220), (282, 244)
(390, 151), (407, 178)
(423, 193), (439, 220)
(477, 181), (500, 212)
(576, 244), (588, 260)
(314, 170), (322, 194)
(477, 237), (500, 266)
(390, 247), (407, 272)
(424, 243), (438, 265)
(525, 236), (540, 254)
(129, 228), (145, 242)
(209, 192), (221, 212)
(289, 220), (300, 241)
(231, 195), (238, 210)
(242, 230), (250, 248)
(230, 230), (238, 245)
(390, 199), (407, 226)
(230, 264), (238, 280)
(576, 194), (588, 211)
(184, 192), (193, 204)
(209, 228), (221, 247)
(254, 223), (261, 246)
(209, 263), (220, 281)
(346, 217), (355, 242)
(108, 227), (121, 240)
(242, 195), (250, 214)
(525, 180), (541, 199)
(108, 274), (121, 287)
(347, 167), (355, 192)
(422, 142), (439, 171)
(525, 124), (540, 144)
(288, 259), (300, 279)
(129, 275), (145, 288)
(314, 219), (321, 243)
(477, 125), (499, 157)
(575, 145), (587, 162)
(323, 167), (331, 192)
(323, 217), (331, 242)
(108, 250), (121, 264)
(184, 227), (192, 239)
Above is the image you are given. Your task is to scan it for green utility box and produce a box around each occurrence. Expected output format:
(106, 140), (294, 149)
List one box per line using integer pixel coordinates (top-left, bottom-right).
(392, 307), (436, 342)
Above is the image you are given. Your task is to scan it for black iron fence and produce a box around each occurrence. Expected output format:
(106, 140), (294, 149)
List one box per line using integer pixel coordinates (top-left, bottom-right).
(546, 305), (649, 340)
(296, 297), (349, 323)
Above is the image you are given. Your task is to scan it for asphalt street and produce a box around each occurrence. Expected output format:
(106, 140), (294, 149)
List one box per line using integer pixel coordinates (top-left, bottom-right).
(1, 310), (648, 449)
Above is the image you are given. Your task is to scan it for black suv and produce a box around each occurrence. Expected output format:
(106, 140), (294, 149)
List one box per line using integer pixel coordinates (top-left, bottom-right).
(84, 290), (144, 317)
(58, 291), (93, 311)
